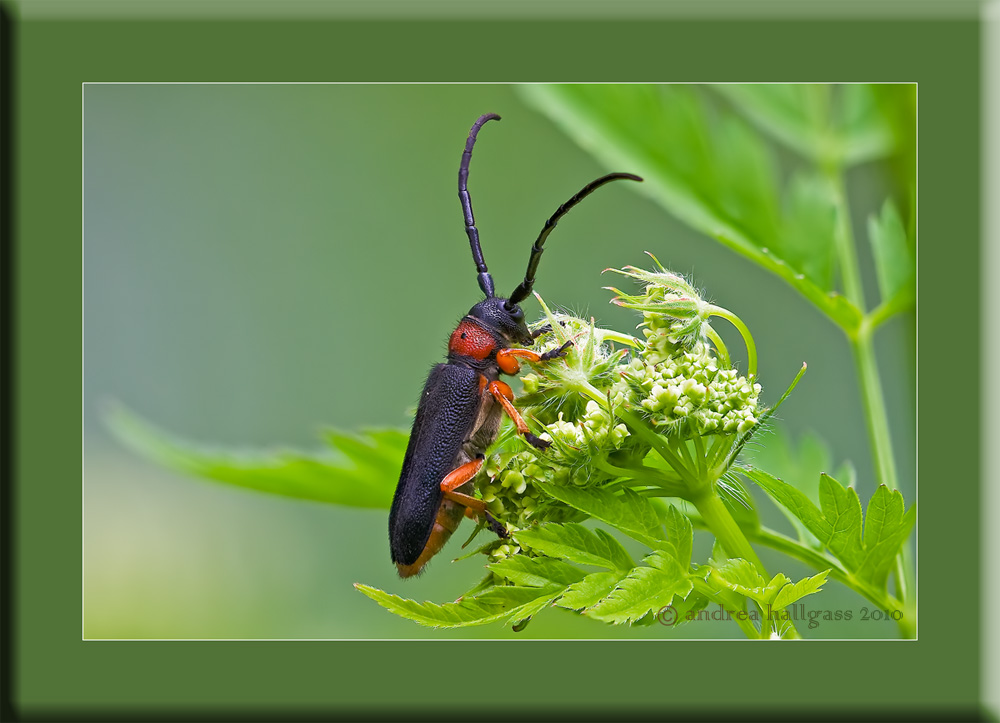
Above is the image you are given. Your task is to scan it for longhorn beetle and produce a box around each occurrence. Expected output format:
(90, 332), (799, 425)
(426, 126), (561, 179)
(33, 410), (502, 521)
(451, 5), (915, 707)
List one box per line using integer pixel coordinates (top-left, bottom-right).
(388, 113), (642, 577)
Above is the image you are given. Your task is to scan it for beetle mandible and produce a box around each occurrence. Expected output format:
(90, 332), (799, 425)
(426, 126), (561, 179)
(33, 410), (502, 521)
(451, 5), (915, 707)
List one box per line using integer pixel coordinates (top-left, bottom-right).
(388, 113), (642, 577)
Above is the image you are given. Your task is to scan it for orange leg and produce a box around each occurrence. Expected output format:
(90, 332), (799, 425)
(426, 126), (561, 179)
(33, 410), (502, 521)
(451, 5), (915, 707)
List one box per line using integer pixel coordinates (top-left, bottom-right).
(439, 458), (507, 538)
(496, 348), (540, 375)
(496, 342), (573, 374)
(489, 380), (551, 450)
(441, 458), (493, 517)
(447, 489), (488, 514)
(440, 458), (483, 493)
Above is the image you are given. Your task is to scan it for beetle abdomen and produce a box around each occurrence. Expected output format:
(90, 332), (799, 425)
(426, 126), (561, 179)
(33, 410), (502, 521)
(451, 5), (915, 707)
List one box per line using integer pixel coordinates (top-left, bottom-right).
(389, 364), (483, 568)
(394, 497), (467, 577)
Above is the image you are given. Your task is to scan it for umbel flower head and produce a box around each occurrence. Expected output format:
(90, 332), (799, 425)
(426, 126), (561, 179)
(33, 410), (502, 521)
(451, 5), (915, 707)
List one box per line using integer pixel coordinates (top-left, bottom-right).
(604, 253), (761, 441)
(475, 255), (785, 541)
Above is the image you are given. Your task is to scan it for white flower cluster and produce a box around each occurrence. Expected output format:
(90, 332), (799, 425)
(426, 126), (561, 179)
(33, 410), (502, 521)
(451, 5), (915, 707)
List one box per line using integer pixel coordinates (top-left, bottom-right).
(615, 343), (761, 437)
(606, 262), (762, 439)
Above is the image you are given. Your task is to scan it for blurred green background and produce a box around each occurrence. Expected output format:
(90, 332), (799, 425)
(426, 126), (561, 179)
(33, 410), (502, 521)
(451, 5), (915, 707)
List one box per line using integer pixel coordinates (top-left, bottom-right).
(83, 83), (915, 639)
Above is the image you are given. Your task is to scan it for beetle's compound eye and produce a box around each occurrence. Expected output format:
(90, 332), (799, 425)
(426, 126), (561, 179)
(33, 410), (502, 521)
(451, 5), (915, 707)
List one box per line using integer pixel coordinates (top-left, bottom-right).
(508, 304), (524, 322)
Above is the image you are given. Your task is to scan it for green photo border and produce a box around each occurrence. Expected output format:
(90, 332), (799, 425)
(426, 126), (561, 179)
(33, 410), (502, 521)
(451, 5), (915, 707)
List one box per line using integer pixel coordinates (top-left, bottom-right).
(6, 2), (985, 719)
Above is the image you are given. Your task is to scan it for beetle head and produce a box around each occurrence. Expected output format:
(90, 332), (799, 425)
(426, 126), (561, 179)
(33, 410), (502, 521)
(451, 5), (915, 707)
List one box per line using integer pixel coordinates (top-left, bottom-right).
(468, 297), (532, 346)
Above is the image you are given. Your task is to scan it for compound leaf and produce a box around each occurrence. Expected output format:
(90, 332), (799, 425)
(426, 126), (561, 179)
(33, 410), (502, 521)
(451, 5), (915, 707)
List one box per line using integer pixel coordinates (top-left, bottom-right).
(106, 403), (402, 509)
(584, 551), (693, 625)
(556, 571), (627, 610)
(488, 555), (586, 588)
(513, 522), (635, 572)
(354, 583), (564, 629)
(539, 484), (665, 549)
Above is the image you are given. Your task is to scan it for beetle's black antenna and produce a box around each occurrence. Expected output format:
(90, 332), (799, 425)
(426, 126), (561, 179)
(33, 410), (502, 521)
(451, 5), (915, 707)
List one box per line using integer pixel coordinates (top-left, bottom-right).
(459, 113), (501, 298)
(507, 172), (643, 305)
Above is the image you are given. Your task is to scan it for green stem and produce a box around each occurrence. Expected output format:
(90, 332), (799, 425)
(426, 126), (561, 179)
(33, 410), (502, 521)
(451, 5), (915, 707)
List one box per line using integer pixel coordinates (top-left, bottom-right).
(851, 321), (911, 605)
(593, 458), (685, 495)
(825, 169), (866, 312)
(704, 325), (731, 368)
(675, 437), (698, 473)
(692, 436), (708, 481)
(689, 489), (803, 639)
(866, 297), (907, 332)
(707, 435), (729, 471)
(689, 486), (765, 574)
(706, 305), (757, 378)
(850, 322), (899, 492)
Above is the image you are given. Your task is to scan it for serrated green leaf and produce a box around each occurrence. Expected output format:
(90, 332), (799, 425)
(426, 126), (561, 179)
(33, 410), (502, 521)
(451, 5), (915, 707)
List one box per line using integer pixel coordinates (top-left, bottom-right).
(513, 523), (635, 571)
(818, 473), (864, 569)
(744, 466), (913, 592)
(746, 466), (861, 566)
(764, 573), (793, 600)
(462, 573), (498, 598)
(556, 571), (626, 610)
(661, 504), (693, 568)
(593, 529), (636, 572)
(510, 592), (562, 630)
(585, 553), (693, 625)
(106, 403), (402, 508)
(474, 584), (564, 605)
(354, 583), (563, 628)
(709, 558), (767, 601)
(856, 486), (916, 588)
(518, 83), (864, 329)
(710, 539), (728, 565)
(740, 466), (830, 545)
(668, 589), (711, 628)
(868, 199), (915, 309)
(770, 570), (830, 610)
(628, 610), (663, 627)
(538, 485), (665, 548)
(488, 555), (586, 588)
(709, 559), (826, 611)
